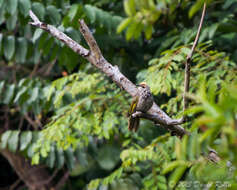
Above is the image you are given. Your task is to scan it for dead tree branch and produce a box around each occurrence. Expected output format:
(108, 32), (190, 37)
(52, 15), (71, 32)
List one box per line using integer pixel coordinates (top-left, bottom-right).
(182, 2), (207, 119)
(29, 10), (188, 137)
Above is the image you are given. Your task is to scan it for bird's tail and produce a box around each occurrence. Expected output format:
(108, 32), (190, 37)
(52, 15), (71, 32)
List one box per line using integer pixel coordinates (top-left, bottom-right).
(128, 116), (140, 132)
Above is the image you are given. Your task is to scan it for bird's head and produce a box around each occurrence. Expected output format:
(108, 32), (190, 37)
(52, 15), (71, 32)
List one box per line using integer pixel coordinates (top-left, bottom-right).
(137, 82), (150, 91)
(138, 82), (148, 88)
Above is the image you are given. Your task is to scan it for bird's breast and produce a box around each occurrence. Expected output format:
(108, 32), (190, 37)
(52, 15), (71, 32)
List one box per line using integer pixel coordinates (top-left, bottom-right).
(136, 90), (153, 112)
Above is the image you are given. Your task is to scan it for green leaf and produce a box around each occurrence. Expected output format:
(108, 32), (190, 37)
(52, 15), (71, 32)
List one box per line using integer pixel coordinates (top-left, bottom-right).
(27, 144), (35, 158)
(0, 0), (3, 7)
(124, 0), (135, 16)
(0, 2), (6, 25)
(32, 153), (40, 165)
(42, 37), (54, 56)
(144, 25), (153, 39)
(8, 130), (20, 152)
(218, 22), (237, 33)
(32, 102), (41, 115)
(188, 132), (199, 161)
(0, 81), (5, 93)
(20, 131), (32, 151)
(1, 131), (12, 149)
(189, 0), (203, 18)
(28, 87), (39, 103)
(49, 44), (59, 61)
(46, 5), (61, 25)
(126, 22), (138, 40)
(76, 149), (88, 166)
(117, 17), (132, 33)
(96, 9), (106, 27)
(3, 84), (15, 104)
(46, 145), (55, 168)
(85, 5), (96, 23)
(168, 165), (188, 188)
(27, 132), (39, 157)
(162, 161), (186, 175)
(223, 0), (236, 9)
(6, 13), (17, 31)
(67, 4), (79, 22)
(3, 36), (15, 60)
(18, 78), (29, 87)
(14, 86), (27, 103)
(18, 0), (31, 17)
(97, 145), (120, 171)
(32, 2), (45, 20)
(15, 37), (28, 63)
(37, 31), (48, 52)
(173, 54), (184, 62)
(56, 148), (65, 169)
(6, 0), (18, 15)
(180, 47), (191, 55)
(65, 147), (75, 171)
(208, 24), (218, 39)
(32, 28), (43, 43)
(158, 182), (168, 190)
(65, 27), (81, 43)
(0, 33), (2, 52)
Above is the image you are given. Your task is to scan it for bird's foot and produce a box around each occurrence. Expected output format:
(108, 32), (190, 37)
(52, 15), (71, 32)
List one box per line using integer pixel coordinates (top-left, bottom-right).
(131, 111), (143, 118)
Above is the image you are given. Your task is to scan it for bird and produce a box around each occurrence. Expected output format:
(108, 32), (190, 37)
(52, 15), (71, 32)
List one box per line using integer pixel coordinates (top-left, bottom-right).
(128, 82), (154, 132)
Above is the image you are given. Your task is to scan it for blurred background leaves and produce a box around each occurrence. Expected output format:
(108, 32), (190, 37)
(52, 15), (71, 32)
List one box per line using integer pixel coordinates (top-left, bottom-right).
(0, 0), (236, 189)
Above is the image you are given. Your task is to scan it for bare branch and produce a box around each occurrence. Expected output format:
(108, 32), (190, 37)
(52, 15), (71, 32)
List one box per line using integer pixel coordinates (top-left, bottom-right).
(187, 2), (207, 61)
(29, 59), (40, 78)
(29, 10), (189, 137)
(183, 2), (207, 117)
(79, 20), (102, 60)
(29, 10), (89, 57)
(132, 111), (189, 137)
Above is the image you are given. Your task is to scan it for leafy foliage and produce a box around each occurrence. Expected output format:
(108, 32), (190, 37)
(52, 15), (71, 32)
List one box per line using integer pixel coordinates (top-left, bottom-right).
(0, 78), (51, 115)
(0, 129), (92, 172)
(0, 0), (237, 190)
(137, 41), (237, 116)
(117, 0), (182, 40)
(30, 72), (130, 168)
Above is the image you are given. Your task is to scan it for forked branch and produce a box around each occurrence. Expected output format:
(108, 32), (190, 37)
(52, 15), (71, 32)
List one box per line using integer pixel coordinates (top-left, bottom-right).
(29, 10), (189, 137)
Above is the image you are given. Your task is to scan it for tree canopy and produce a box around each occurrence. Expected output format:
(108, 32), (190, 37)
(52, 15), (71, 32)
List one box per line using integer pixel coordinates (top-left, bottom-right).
(0, 0), (237, 190)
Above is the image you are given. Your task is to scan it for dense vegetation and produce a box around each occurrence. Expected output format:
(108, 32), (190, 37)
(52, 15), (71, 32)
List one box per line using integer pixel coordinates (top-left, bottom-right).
(0, 0), (236, 189)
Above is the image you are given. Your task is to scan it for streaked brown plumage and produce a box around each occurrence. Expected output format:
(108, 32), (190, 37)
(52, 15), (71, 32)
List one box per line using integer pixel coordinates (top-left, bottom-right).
(128, 82), (153, 132)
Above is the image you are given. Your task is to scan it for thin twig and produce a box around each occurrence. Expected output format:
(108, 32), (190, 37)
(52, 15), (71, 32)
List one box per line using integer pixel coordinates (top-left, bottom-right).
(18, 117), (24, 130)
(182, 2), (206, 119)
(55, 170), (70, 190)
(31, 169), (59, 186)
(29, 60), (40, 78)
(10, 179), (21, 190)
(24, 114), (39, 130)
(44, 59), (56, 76)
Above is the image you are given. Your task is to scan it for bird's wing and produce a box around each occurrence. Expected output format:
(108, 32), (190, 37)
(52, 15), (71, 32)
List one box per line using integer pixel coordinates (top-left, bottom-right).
(128, 96), (138, 116)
